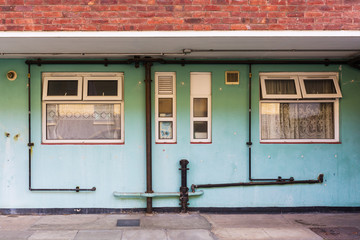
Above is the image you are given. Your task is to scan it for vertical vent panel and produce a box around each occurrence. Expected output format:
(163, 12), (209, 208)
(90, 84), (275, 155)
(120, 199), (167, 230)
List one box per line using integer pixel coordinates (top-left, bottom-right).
(158, 76), (173, 94)
(226, 71), (239, 85)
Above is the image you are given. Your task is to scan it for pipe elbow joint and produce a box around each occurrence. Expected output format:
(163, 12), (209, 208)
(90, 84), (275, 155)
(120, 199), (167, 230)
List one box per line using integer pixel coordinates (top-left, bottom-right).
(191, 184), (196, 193)
(318, 174), (324, 183)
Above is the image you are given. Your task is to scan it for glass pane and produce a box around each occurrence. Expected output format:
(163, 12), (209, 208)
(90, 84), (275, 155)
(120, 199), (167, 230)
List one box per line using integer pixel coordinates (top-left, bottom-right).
(304, 79), (336, 94)
(46, 103), (121, 140)
(265, 79), (296, 95)
(193, 98), (208, 117)
(194, 121), (208, 139)
(88, 80), (118, 96)
(159, 121), (173, 139)
(159, 98), (173, 117)
(261, 102), (334, 140)
(47, 80), (78, 96)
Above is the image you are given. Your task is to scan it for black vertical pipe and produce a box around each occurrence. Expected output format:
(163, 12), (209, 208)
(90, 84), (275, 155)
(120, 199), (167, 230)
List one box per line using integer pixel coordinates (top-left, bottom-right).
(27, 63), (95, 192)
(27, 64), (32, 190)
(179, 159), (189, 213)
(145, 62), (153, 213)
(247, 64), (253, 181)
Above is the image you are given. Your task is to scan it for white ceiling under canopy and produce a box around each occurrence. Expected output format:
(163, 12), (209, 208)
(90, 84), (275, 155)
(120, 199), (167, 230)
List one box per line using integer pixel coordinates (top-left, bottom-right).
(0, 31), (359, 60)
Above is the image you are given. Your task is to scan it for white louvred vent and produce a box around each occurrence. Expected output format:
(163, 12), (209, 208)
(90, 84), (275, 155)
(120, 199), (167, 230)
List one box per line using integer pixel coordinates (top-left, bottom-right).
(158, 76), (173, 94)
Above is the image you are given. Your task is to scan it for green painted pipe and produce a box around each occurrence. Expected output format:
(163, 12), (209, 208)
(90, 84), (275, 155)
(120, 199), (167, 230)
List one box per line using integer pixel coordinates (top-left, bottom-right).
(113, 190), (204, 198)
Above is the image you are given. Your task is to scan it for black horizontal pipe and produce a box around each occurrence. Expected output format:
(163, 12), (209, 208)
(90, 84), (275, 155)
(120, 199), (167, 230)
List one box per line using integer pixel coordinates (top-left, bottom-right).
(191, 174), (324, 192)
(30, 187), (96, 192)
(27, 63), (96, 193)
(25, 59), (134, 65)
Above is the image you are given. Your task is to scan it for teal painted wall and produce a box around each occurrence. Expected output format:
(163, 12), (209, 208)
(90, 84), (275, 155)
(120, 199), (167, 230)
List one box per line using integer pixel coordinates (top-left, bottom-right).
(0, 59), (359, 209)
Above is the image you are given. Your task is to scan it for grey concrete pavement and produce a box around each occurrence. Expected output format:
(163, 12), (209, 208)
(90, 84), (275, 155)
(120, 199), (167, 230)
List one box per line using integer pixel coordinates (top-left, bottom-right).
(0, 213), (359, 240)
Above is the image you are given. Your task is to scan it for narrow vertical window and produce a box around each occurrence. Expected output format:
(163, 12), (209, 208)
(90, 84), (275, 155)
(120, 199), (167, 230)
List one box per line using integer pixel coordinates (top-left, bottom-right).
(155, 72), (176, 143)
(190, 72), (211, 143)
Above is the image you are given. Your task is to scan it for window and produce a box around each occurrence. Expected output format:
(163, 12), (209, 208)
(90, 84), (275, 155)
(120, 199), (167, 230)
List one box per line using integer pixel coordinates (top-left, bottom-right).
(42, 72), (124, 144)
(260, 72), (341, 143)
(190, 72), (211, 143)
(155, 72), (176, 143)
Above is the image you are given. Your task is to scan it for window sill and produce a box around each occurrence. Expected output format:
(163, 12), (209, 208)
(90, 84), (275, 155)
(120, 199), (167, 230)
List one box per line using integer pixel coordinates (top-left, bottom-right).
(42, 142), (124, 145)
(155, 142), (177, 144)
(191, 142), (212, 144)
(260, 141), (341, 144)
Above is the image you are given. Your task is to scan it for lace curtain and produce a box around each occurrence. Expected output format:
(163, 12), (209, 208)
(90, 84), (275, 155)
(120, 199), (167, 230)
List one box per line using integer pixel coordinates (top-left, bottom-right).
(46, 103), (121, 140)
(261, 102), (334, 140)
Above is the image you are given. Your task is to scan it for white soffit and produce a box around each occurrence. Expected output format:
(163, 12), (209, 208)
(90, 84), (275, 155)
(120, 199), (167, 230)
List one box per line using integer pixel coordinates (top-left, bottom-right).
(0, 31), (359, 59)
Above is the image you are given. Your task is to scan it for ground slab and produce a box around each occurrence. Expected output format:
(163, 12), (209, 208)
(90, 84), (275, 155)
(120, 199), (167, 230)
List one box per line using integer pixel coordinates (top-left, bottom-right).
(0, 213), (359, 240)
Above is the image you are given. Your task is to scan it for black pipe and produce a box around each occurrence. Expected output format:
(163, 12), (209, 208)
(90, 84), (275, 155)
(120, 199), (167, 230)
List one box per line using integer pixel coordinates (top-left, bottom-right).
(27, 63), (96, 192)
(144, 62), (153, 213)
(191, 174), (324, 191)
(179, 159), (189, 213)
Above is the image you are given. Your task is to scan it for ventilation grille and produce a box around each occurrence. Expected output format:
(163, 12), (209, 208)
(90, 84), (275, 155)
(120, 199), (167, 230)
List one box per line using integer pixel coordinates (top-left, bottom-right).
(158, 76), (173, 94)
(226, 71), (239, 85)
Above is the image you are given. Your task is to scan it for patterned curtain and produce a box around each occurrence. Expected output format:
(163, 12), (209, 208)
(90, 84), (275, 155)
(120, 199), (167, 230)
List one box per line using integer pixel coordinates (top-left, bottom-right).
(261, 102), (334, 140)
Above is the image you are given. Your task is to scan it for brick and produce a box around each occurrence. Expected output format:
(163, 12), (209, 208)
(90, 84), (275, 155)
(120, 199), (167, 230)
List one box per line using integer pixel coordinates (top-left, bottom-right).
(156, 24), (174, 30)
(230, 24), (248, 29)
(137, 24), (157, 30)
(6, 0), (24, 4)
(260, 5), (278, 11)
(222, 17), (241, 24)
(184, 18), (202, 23)
(287, 12), (305, 17)
(268, 0), (286, 5)
(249, 0), (267, 5)
(324, 24), (343, 29)
(268, 24), (286, 30)
(99, 24), (118, 30)
(288, 0), (306, 4)
(109, 5), (127, 11)
(212, 24), (230, 30)
(231, 0), (247, 4)
(6, 25), (25, 30)
(100, 0), (117, 3)
(204, 5), (221, 11)
(307, 0), (325, 4)
(193, 24), (212, 30)
(211, 0), (230, 4)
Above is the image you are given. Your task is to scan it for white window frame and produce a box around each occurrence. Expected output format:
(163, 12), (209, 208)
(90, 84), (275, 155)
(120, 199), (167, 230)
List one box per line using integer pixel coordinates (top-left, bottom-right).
(298, 73), (342, 98)
(260, 73), (302, 99)
(155, 72), (177, 143)
(83, 76), (123, 101)
(42, 77), (83, 101)
(190, 72), (212, 143)
(42, 72), (124, 144)
(259, 72), (341, 143)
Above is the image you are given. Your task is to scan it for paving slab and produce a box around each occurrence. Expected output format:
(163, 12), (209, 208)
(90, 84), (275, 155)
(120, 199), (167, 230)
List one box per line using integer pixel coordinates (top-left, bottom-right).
(212, 228), (271, 240)
(284, 213), (360, 228)
(0, 215), (41, 230)
(203, 214), (293, 228)
(141, 213), (211, 229)
(28, 230), (78, 240)
(167, 229), (216, 240)
(263, 228), (323, 240)
(0, 230), (34, 240)
(74, 230), (123, 240)
(122, 229), (167, 240)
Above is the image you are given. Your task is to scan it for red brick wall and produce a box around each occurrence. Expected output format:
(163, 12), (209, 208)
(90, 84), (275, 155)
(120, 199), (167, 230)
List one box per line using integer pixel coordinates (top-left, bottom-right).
(0, 0), (359, 31)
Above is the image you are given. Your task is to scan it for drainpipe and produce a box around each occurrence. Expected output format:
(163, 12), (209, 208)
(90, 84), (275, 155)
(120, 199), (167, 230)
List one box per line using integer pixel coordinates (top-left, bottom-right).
(144, 62), (154, 213)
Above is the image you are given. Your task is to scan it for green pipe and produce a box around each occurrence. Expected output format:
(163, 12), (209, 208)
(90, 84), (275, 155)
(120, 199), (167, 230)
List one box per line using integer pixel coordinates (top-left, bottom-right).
(113, 190), (204, 198)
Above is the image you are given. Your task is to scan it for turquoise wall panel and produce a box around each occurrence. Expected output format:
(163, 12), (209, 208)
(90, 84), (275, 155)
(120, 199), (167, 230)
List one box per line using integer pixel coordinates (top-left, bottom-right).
(0, 59), (359, 209)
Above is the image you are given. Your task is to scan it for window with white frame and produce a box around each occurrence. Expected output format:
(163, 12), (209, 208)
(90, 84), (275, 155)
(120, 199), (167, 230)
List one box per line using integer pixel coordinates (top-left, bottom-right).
(190, 72), (211, 143)
(260, 72), (341, 143)
(155, 72), (176, 143)
(42, 72), (124, 144)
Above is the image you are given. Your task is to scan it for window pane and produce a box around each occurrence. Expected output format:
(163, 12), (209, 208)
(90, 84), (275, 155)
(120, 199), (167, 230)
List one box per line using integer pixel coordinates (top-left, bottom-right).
(47, 80), (78, 96)
(194, 121), (208, 139)
(193, 98), (208, 117)
(265, 79), (297, 95)
(46, 103), (121, 140)
(159, 121), (173, 139)
(261, 102), (334, 140)
(88, 80), (118, 96)
(304, 79), (336, 94)
(159, 98), (173, 117)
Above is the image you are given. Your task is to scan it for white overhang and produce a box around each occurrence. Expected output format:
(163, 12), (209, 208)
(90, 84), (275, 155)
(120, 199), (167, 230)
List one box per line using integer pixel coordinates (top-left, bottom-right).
(0, 31), (359, 60)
